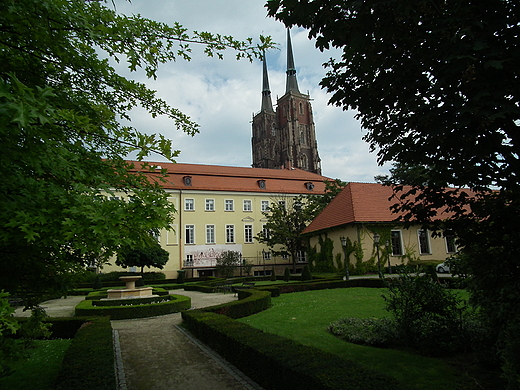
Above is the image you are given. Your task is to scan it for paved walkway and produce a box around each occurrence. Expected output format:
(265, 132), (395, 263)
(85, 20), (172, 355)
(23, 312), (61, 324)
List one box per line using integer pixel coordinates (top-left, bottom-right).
(14, 291), (263, 390)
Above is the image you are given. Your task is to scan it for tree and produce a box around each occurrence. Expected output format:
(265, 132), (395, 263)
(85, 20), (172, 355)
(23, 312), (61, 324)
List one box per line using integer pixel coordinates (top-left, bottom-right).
(306, 178), (347, 216)
(0, 0), (272, 305)
(215, 251), (242, 278)
(116, 241), (169, 274)
(256, 196), (316, 271)
(267, 0), (520, 385)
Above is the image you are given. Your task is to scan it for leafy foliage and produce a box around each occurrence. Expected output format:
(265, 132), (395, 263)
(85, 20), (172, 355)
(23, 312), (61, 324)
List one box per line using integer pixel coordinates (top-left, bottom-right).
(116, 241), (169, 274)
(215, 251), (242, 278)
(0, 0), (273, 304)
(256, 196), (315, 270)
(383, 274), (471, 355)
(328, 317), (396, 347)
(0, 291), (21, 377)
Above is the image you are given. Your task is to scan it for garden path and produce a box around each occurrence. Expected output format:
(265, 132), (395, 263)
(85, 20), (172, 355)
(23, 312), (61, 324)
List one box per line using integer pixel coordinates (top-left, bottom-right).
(111, 290), (263, 390)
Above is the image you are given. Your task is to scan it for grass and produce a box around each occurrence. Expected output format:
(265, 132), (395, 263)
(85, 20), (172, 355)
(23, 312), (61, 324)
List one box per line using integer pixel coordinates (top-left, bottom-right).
(238, 288), (468, 390)
(0, 339), (72, 390)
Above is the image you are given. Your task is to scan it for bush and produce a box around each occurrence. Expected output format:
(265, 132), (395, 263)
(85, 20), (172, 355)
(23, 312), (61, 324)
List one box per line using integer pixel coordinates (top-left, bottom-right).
(283, 267), (291, 282)
(328, 317), (397, 347)
(54, 317), (115, 390)
(301, 265), (312, 281)
(383, 273), (470, 355)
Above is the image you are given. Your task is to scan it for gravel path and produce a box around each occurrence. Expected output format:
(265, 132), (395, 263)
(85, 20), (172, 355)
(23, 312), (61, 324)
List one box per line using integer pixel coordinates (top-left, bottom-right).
(111, 290), (262, 390)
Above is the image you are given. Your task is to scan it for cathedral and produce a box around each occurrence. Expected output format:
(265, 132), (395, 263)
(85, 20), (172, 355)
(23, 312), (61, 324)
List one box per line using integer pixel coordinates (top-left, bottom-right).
(251, 30), (322, 175)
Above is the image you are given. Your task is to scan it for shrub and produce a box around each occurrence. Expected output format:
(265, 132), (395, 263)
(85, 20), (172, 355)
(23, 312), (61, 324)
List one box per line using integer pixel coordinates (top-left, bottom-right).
(54, 317), (115, 390)
(383, 273), (469, 355)
(328, 317), (397, 347)
(301, 265), (312, 281)
(270, 271), (277, 281)
(283, 267), (291, 282)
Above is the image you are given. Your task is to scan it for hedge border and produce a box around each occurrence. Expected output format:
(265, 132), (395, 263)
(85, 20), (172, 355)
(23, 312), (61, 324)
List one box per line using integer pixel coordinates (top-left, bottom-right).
(54, 316), (115, 390)
(182, 303), (406, 390)
(75, 294), (191, 320)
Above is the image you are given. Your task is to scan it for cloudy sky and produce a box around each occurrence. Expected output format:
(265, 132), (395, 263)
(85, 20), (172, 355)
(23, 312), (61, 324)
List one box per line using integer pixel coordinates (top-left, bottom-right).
(112, 0), (390, 182)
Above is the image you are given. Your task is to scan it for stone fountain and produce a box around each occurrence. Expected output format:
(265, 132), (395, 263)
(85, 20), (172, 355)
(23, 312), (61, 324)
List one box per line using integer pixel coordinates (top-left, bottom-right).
(106, 276), (154, 299)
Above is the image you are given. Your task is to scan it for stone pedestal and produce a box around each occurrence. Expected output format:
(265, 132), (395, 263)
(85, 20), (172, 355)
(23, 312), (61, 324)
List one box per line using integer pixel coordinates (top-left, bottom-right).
(106, 275), (154, 299)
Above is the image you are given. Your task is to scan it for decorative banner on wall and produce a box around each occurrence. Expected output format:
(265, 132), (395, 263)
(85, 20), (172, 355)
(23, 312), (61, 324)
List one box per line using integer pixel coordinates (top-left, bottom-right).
(185, 244), (243, 267)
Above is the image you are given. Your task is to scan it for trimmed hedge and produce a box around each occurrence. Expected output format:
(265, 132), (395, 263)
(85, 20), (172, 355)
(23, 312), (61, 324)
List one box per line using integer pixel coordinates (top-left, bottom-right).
(54, 316), (115, 390)
(92, 295), (172, 307)
(75, 294), (191, 320)
(182, 310), (406, 390)
(203, 289), (271, 319)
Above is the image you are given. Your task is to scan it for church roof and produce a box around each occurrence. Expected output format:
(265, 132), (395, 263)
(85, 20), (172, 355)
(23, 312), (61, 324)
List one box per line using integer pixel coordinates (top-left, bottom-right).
(129, 161), (331, 195)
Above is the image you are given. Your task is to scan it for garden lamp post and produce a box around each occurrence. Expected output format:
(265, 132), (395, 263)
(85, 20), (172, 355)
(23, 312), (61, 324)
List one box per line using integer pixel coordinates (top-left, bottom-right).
(374, 232), (383, 279)
(340, 236), (349, 281)
(386, 240), (392, 275)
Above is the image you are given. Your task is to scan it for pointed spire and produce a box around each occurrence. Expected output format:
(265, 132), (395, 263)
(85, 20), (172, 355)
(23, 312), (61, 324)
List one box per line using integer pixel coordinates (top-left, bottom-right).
(285, 29), (300, 94)
(261, 53), (274, 112)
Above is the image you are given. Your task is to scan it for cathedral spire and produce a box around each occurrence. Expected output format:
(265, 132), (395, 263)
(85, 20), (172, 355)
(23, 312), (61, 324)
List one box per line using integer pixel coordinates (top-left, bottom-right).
(261, 53), (274, 112)
(285, 29), (300, 94)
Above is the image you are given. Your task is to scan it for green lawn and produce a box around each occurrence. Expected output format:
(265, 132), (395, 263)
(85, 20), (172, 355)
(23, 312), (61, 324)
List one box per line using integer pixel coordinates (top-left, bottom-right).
(238, 288), (466, 390)
(0, 339), (72, 390)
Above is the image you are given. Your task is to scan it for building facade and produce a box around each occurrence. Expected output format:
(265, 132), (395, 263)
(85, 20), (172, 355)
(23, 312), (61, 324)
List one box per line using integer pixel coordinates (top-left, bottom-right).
(103, 161), (331, 279)
(252, 30), (321, 175)
(303, 183), (459, 272)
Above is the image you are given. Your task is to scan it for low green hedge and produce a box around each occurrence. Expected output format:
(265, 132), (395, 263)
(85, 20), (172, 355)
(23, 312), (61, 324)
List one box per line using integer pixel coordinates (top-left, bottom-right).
(202, 289), (272, 319)
(182, 310), (406, 390)
(54, 316), (115, 390)
(75, 294), (191, 320)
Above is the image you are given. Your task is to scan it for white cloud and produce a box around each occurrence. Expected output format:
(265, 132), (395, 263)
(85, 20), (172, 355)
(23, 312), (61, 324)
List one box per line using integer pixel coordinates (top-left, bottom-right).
(112, 0), (388, 183)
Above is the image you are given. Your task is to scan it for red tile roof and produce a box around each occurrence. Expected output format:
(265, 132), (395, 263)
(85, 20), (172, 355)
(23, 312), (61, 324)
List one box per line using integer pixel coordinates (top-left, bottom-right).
(303, 182), (478, 234)
(128, 161), (331, 195)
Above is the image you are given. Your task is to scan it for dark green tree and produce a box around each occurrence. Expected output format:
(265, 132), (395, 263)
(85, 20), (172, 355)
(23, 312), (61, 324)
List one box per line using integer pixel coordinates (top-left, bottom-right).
(0, 0), (272, 305)
(267, 0), (520, 385)
(215, 251), (242, 278)
(256, 196), (316, 271)
(116, 241), (169, 275)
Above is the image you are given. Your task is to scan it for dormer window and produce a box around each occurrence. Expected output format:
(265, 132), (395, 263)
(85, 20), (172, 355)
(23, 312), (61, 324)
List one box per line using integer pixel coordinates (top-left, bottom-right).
(305, 182), (314, 191)
(258, 180), (266, 189)
(183, 176), (192, 186)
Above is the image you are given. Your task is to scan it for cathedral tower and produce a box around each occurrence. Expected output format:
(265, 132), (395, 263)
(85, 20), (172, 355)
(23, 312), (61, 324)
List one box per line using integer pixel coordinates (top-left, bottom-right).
(252, 30), (321, 174)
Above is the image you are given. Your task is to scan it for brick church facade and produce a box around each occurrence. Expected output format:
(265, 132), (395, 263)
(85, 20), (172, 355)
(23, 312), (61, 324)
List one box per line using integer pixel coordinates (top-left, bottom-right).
(251, 30), (321, 175)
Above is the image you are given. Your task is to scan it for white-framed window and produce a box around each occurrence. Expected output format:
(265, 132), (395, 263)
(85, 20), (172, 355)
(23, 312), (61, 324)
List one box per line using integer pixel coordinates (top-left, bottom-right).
(226, 225), (235, 243)
(184, 198), (195, 211)
(262, 251), (271, 260)
(206, 225), (215, 244)
(225, 199), (234, 211)
(445, 234), (457, 254)
(418, 229), (431, 255)
(205, 199), (215, 211)
(261, 200), (269, 212)
(243, 199), (252, 212)
(390, 230), (404, 256)
(297, 250), (307, 263)
(244, 224), (253, 243)
(185, 254), (194, 266)
(185, 225), (195, 244)
(262, 225), (270, 240)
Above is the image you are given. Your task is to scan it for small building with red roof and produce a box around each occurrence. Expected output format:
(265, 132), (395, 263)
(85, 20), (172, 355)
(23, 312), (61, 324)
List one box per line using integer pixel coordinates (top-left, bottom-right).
(303, 182), (457, 275)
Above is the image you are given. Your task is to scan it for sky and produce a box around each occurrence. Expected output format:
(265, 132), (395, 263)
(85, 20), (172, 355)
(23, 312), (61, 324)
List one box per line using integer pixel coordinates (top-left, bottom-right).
(112, 0), (390, 182)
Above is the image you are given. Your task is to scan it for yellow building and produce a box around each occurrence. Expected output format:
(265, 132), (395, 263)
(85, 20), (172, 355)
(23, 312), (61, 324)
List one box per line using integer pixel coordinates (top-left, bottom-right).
(303, 183), (458, 274)
(103, 161), (331, 279)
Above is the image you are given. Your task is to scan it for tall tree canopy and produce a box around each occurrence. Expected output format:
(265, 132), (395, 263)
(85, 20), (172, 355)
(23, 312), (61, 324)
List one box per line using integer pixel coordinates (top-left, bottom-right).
(267, 0), (520, 386)
(0, 0), (271, 303)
